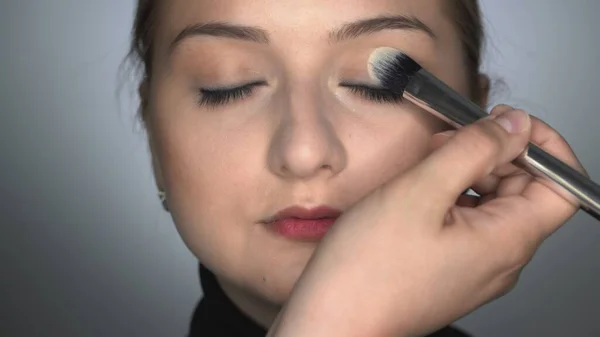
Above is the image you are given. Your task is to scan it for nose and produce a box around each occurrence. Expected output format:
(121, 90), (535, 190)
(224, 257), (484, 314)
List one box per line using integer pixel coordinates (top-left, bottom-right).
(267, 86), (347, 180)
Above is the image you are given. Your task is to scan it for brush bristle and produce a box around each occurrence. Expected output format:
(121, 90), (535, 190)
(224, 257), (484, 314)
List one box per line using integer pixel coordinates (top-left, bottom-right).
(368, 47), (422, 95)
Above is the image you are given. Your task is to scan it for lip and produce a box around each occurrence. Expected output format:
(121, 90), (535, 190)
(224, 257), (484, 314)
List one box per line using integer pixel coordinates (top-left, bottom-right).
(263, 206), (342, 241)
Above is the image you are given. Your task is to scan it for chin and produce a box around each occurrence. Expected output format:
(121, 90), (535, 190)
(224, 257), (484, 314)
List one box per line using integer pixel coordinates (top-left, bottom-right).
(187, 219), (320, 305)
(245, 248), (316, 306)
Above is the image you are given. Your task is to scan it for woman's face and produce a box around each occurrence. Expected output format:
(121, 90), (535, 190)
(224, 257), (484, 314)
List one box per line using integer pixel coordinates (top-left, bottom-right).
(146, 0), (474, 306)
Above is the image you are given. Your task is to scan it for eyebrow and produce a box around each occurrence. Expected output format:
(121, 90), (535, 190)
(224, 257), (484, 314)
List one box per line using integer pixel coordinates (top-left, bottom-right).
(329, 15), (436, 42)
(171, 22), (270, 50)
(169, 15), (436, 54)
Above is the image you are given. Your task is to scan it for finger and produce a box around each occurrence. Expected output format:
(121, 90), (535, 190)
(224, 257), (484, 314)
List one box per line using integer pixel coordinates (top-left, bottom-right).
(519, 117), (587, 237)
(476, 104), (524, 180)
(471, 175), (501, 196)
(491, 116), (586, 209)
(429, 103), (521, 164)
(529, 116), (586, 174)
(431, 133), (500, 196)
(456, 194), (480, 208)
(433, 112), (587, 203)
(429, 131), (455, 151)
(429, 129), (518, 197)
(489, 104), (515, 118)
(431, 128), (528, 181)
(475, 116), (587, 246)
(495, 171), (532, 197)
(399, 108), (532, 218)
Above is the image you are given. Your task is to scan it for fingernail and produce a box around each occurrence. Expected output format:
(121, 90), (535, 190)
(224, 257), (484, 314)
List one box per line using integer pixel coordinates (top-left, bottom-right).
(489, 104), (514, 117)
(493, 109), (530, 133)
(436, 130), (456, 138)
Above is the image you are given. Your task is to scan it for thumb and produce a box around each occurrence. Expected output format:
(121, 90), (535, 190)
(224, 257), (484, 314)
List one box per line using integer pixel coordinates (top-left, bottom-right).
(395, 108), (532, 219)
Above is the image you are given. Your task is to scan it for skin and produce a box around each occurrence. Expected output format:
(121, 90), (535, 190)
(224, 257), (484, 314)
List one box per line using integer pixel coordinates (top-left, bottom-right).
(140, 0), (584, 334)
(268, 106), (584, 336)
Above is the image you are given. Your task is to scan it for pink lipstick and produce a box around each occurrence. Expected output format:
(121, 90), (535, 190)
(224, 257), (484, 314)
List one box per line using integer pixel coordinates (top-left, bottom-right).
(264, 206), (342, 240)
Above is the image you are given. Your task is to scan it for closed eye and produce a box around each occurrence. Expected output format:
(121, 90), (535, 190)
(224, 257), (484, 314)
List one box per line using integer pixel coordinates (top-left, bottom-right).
(198, 80), (267, 107)
(340, 83), (403, 104)
(197, 81), (402, 107)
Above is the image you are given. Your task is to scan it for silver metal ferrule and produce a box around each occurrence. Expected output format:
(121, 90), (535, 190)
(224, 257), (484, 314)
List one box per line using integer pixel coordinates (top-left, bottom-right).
(404, 68), (600, 221)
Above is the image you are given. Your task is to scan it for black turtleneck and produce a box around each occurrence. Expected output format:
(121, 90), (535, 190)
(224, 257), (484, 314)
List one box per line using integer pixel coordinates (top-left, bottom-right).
(188, 264), (471, 337)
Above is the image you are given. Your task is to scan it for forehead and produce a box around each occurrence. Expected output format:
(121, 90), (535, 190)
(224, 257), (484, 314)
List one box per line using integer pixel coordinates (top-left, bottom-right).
(155, 0), (455, 50)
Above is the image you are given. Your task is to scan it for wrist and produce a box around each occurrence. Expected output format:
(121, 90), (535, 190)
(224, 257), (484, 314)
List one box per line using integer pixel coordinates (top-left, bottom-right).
(268, 285), (413, 337)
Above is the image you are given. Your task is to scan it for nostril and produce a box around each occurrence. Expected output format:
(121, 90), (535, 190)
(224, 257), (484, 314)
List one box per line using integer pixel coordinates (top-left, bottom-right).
(321, 164), (333, 171)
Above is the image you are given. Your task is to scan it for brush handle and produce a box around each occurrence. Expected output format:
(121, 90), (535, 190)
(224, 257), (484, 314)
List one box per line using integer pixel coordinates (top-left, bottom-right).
(405, 69), (600, 221)
(520, 144), (600, 221)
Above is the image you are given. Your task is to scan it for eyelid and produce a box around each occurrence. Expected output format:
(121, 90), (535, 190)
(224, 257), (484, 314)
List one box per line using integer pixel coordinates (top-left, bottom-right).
(339, 82), (385, 90)
(339, 81), (403, 104)
(197, 79), (267, 107)
(200, 80), (267, 92)
(196, 80), (402, 107)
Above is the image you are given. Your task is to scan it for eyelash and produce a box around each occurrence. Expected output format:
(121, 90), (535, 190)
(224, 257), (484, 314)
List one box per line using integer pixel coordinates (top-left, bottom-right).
(197, 81), (402, 107)
(339, 83), (402, 104)
(198, 81), (266, 106)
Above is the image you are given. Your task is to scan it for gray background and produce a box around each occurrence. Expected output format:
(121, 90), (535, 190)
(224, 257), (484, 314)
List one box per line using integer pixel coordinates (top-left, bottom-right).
(1, 1), (599, 336)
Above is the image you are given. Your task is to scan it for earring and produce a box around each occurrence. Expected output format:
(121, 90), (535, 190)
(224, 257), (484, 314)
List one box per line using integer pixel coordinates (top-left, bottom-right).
(158, 190), (169, 212)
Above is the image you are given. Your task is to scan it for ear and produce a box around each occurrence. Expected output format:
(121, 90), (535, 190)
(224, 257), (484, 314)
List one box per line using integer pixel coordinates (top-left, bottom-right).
(139, 78), (166, 193)
(477, 73), (490, 108)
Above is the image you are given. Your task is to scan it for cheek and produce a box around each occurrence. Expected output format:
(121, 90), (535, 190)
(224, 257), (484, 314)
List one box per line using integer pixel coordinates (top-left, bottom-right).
(164, 129), (265, 207)
(148, 104), (272, 257)
(341, 104), (441, 197)
(149, 79), (268, 212)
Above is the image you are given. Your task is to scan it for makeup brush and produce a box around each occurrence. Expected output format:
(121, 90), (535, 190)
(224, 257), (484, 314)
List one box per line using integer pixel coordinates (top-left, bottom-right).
(368, 46), (600, 221)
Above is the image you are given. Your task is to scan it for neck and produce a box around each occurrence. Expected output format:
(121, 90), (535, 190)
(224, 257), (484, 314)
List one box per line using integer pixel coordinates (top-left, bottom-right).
(217, 276), (281, 330)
